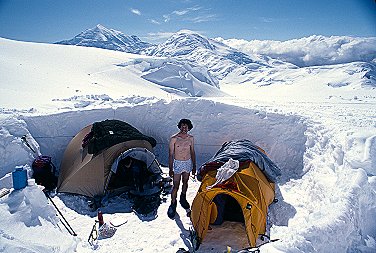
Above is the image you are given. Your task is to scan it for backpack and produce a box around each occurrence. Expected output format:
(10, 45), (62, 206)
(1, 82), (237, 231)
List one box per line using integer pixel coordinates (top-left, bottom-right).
(32, 155), (58, 191)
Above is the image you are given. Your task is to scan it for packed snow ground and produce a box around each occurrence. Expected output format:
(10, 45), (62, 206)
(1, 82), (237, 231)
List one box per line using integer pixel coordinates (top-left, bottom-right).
(0, 38), (375, 253)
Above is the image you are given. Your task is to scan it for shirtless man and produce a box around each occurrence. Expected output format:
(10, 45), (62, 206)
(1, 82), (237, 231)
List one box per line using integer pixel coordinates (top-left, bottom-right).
(167, 118), (196, 218)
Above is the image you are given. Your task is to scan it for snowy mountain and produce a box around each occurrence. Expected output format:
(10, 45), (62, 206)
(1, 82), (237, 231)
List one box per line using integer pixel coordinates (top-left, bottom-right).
(56, 26), (296, 80)
(54, 25), (376, 89)
(55, 26), (224, 96)
(55, 24), (153, 54)
(145, 30), (296, 79)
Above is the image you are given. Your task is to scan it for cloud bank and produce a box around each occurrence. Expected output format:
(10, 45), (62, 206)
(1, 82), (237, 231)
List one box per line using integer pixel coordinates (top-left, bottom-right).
(216, 35), (376, 67)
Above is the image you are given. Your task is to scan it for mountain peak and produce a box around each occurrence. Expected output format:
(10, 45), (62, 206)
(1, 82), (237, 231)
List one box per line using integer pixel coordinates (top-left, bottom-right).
(55, 25), (153, 53)
(95, 24), (107, 30)
(165, 30), (214, 52)
(176, 29), (202, 36)
(145, 30), (271, 79)
(93, 24), (119, 35)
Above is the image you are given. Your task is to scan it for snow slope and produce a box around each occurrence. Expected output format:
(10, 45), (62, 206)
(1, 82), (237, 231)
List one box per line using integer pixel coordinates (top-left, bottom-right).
(0, 37), (224, 113)
(0, 37), (375, 253)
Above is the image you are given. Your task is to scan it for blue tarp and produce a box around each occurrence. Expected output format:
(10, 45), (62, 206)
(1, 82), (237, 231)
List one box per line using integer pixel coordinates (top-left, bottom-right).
(203, 139), (281, 183)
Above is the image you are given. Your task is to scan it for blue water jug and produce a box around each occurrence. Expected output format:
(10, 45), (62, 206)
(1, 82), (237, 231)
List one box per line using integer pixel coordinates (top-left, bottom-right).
(12, 166), (28, 190)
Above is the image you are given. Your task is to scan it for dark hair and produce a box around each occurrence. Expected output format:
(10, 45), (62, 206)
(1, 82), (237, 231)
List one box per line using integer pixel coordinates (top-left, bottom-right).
(177, 118), (193, 130)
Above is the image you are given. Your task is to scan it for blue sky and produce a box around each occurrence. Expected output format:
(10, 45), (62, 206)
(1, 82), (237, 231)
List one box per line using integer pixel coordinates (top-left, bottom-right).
(0, 0), (375, 43)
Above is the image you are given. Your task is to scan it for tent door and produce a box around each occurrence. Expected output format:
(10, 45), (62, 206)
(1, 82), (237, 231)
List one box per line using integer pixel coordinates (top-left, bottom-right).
(107, 158), (137, 190)
(211, 193), (244, 225)
(107, 157), (154, 193)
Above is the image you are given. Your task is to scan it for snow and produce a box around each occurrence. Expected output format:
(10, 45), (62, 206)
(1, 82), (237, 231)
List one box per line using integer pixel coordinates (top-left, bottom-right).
(0, 36), (376, 253)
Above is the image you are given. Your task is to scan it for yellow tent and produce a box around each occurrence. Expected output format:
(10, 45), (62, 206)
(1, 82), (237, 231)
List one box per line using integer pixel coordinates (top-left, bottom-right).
(190, 140), (279, 248)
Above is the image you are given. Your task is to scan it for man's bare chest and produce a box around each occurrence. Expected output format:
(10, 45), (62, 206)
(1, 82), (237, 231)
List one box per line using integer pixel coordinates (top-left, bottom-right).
(175, 137), (190, 149)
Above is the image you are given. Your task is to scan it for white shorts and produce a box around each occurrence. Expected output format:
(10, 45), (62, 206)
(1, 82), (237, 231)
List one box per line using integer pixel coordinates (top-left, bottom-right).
(173, 159), (193, 174)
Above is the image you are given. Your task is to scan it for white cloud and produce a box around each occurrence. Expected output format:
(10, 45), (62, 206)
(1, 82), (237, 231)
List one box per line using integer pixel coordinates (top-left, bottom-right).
(150, 19), (160, 25)
(219, 35), (376, 67)
(144, 31), (175, 41)
(260, 17), (275, 23)
(187, 6), (202, 11)
(173, 10), (189, 16)
(130, 8), (141, 16)
(186, 14), (217, 23)
(162, 5), (211, 23)
(163, 14), (170, 23)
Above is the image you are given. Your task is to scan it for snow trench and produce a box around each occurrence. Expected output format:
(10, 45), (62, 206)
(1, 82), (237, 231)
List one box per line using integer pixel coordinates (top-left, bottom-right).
(20, 98), (307, 184)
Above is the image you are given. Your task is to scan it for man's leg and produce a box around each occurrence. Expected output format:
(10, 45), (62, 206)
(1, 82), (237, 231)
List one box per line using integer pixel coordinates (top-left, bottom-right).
(181, 172), (189, 195)
(168, 173), (181, 218)
(179, 172), (190, 209)
(171, 173), (182, 204)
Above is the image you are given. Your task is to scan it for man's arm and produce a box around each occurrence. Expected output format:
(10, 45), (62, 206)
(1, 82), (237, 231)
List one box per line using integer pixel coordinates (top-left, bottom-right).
(168, 137), (175, 177)
(190, 136), (196, 175)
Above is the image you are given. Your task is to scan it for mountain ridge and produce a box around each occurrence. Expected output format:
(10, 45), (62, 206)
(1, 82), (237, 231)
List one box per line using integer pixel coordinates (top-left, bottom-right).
(55, 24), (153, 54)
(52, 24), (376, 91)
(56, 25), (297, 80)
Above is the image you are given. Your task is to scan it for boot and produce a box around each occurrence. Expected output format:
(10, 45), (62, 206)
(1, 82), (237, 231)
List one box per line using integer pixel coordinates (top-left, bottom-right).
(167, 201), (177, 219)
(179, 193), (190, 209)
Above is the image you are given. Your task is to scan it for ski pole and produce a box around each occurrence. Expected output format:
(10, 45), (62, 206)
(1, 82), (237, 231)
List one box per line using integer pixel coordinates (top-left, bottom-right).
(21, 135), (36, 153)
(57, 214), (75, 236)
(44, 191), (77, 236)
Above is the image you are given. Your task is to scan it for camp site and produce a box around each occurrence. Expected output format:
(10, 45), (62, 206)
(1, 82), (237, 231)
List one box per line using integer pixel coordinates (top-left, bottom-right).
(1, 2), (375, 252)
(1, 115), (284, 252)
